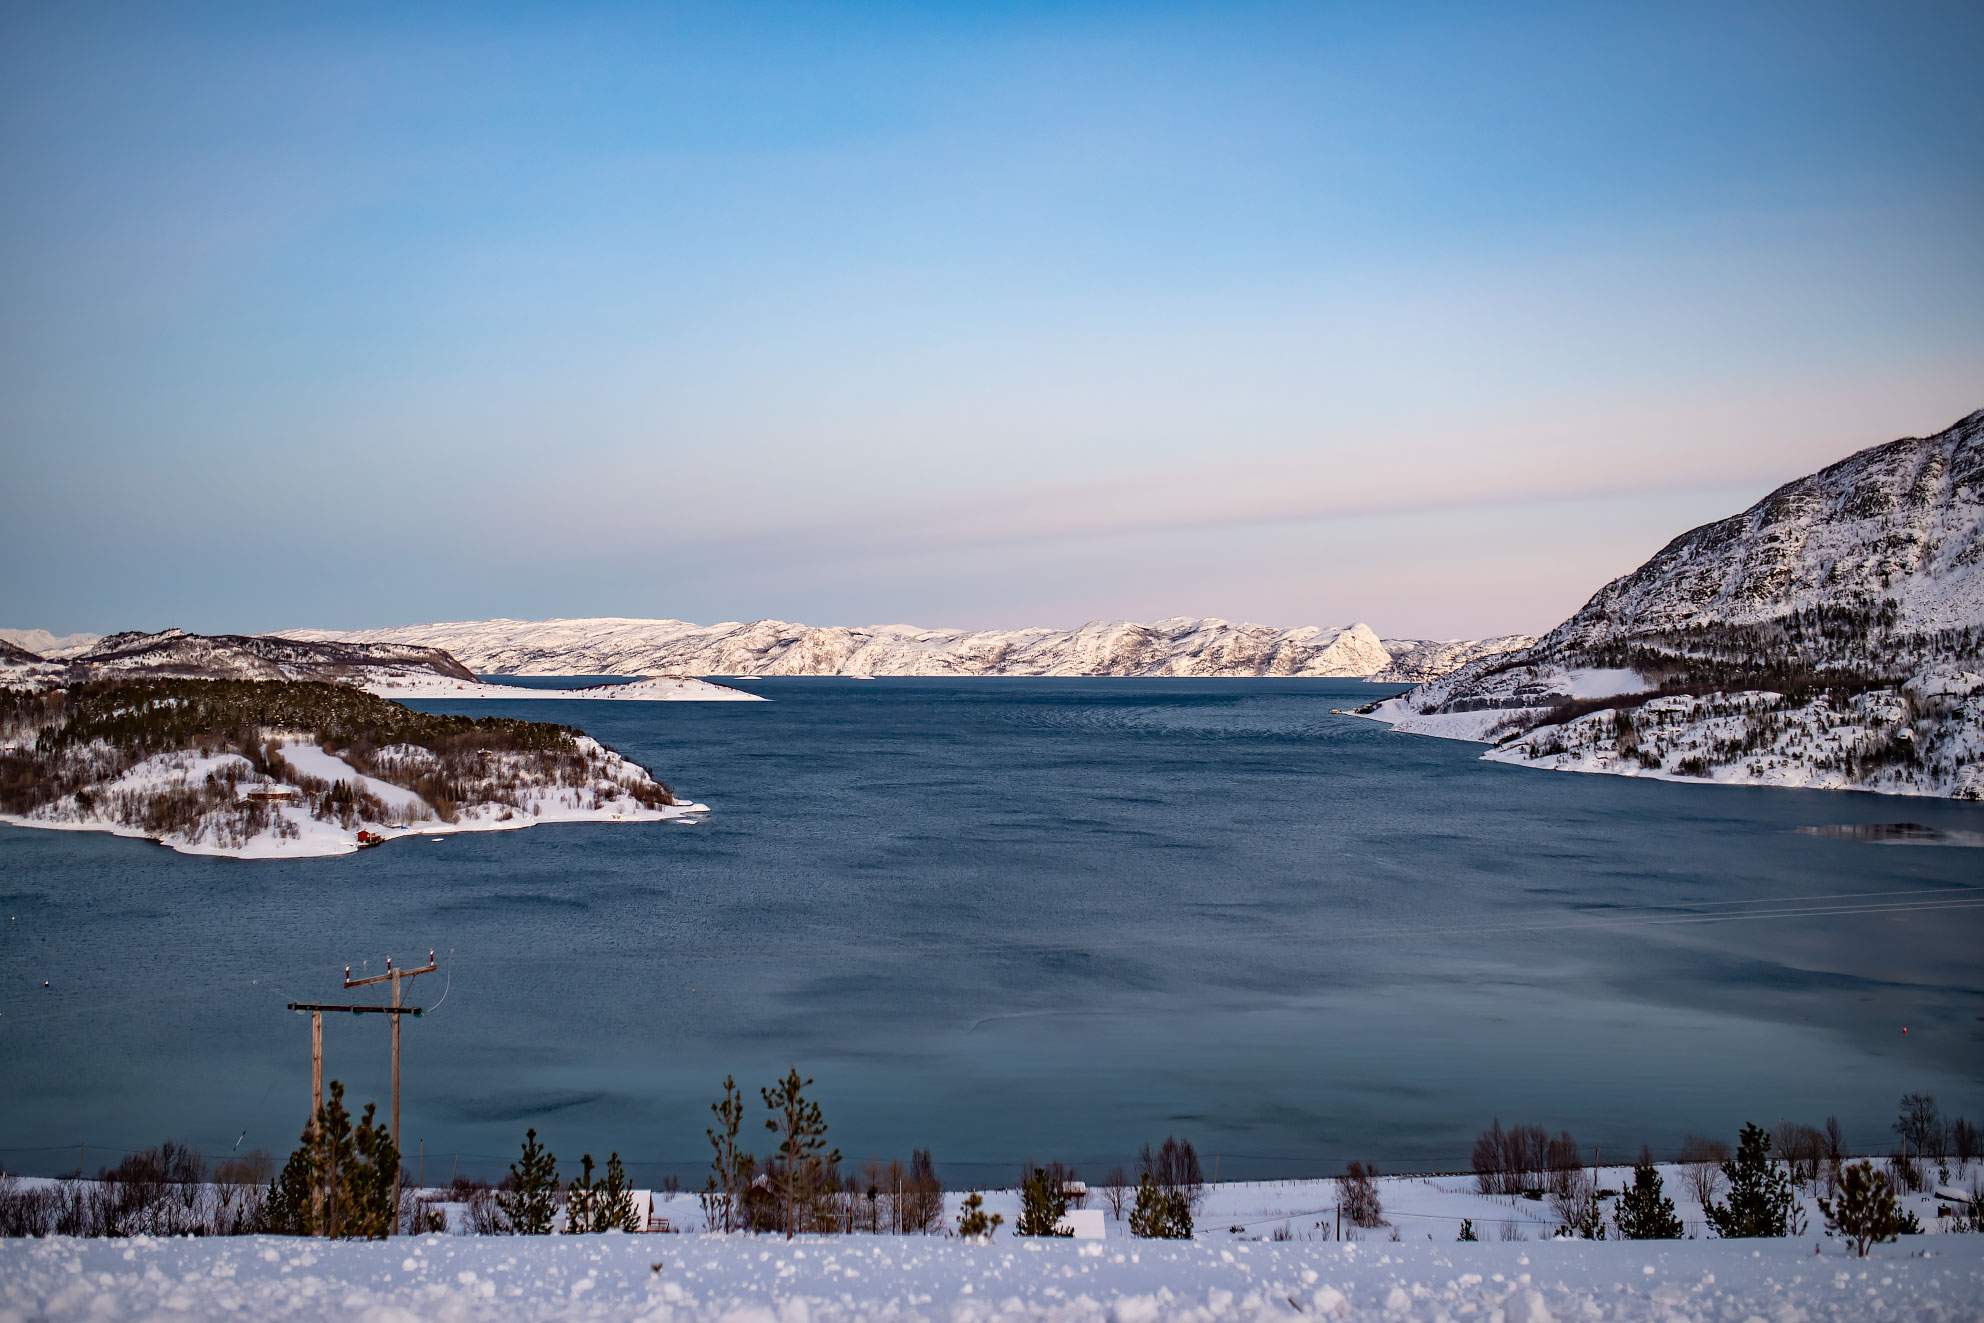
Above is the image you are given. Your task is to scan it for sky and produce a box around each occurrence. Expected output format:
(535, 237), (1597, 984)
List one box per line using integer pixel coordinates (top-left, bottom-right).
(2, 1), (1980, 641)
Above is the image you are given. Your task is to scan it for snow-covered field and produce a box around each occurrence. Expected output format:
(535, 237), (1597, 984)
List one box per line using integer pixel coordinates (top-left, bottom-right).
(2, 1228), (1975, 1322)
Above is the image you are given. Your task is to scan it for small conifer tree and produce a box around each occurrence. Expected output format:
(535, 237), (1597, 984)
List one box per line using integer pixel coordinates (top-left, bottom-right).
(1016, 1165), (1072, 1236)
(498, 1128), (560, 1234)
(1129, 1172), (1193, 1239)
(263, 1080), (395, 1238)
(1457, 1218), (1477, 1241)
(600, 1153), (641, 1232)
(703, 1075), (751, 1233)
(344, 1101), (400, 1240)
(1704, 1123), (1795, 1238)
(1613, 1158), (1684, 1239)
(1819, 1160), (1911, 1256)
(266, 1143), (321, 1236)
(956, 1191), (1003, 1239)
(564, 1154), (601, 1233)
(762, 1067), (839, 1239)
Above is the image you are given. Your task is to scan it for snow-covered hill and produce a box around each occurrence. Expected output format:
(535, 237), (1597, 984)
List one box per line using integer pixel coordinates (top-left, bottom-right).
(75, 628), (481, 684)
(1373, 636), (1536, 683)
(284, 616), (1522, 680)
(0, 629), (762, 702)
(0, 679), (709, 858)
(1367, 409), (1984, 799)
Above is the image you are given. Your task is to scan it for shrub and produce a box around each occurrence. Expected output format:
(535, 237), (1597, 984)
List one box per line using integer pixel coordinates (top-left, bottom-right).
(956, 1191), (1002, 1239)
(1820, 1161), (1911, 1256)
(1128, 1173), (1192, 1239)
(1016, 1166), (1071, 1237)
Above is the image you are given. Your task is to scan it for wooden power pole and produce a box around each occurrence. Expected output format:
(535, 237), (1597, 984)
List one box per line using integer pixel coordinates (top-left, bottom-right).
(287, 948), (435, 1236)
(343, 950), (437, 1232)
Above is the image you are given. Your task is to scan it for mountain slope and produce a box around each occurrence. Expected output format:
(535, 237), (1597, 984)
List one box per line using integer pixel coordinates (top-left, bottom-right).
(1368, 409), (1984, 799)
(74, 628), (480, 684)
(284, 616), (1527, 680)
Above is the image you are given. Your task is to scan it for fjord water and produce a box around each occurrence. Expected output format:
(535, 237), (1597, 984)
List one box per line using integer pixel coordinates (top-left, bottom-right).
(3, 678), (1980, 1184)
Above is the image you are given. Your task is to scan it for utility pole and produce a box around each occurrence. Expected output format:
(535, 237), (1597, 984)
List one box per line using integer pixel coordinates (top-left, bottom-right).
(311, 1011), (323, 1119)
(344, 951), (437, 1233)
(287, 994), (428, 1235)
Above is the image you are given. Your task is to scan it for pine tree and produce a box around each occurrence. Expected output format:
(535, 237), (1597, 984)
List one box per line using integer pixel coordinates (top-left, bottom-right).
(600, 1153), (641, 1232)
(343, 1100), (400, 1239)
(762, 1067), (839, 1239)
(564, 1154), (600, 1234)
(1129, 1172), (1193, 1239)
(263, 1080), (394, 1238)
(1016, 1166), (1072, 1237)
(1820, 1160), (1910, 1256)
(703, 1075), (751, 1233)
(498, 1128), (560, 1234)
(265, 1138), (322, 1235)
(1457, 1218), (1477, 1241)
(1704, 1123), (1795, 1238)
(1613, 1158), (1684, 1239)
(956, 1191), (1003, 1239)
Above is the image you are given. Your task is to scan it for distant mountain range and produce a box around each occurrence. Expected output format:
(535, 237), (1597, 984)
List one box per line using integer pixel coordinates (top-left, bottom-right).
(1368, 408), (1984, 800)
(278, 616), (1535, 681)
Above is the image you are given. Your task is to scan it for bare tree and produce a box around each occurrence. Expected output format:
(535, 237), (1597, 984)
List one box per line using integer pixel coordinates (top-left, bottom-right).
(1101, 1166), (1131, 1222)
(1952, 1118), (1980, 1173)
(1895, 1094), (1945, 1164)
(1472, 1121), (1551, 1196)
(1777, 1123), (1825, 1187)
(1677, 1134), (1728, 1210)
(1544, 1131), (1582, 1199)
(1822, 1117), (1846, 1197)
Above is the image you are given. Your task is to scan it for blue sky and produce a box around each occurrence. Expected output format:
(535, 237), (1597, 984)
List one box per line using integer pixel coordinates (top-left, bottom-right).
(2, 1), (1979, 638)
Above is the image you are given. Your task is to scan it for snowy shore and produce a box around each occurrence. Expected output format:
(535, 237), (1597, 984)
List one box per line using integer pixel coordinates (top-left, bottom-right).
(2, 1229), (1975, 1322)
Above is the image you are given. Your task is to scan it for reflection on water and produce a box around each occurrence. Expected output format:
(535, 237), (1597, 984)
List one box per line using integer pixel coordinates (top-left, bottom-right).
(2, 678), (1981, 1184)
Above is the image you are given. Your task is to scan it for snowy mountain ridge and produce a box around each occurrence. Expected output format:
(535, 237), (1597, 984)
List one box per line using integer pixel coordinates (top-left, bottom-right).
(0, 629), (761, 702)
(1368, 408), (1984, 799)
(283, 616), (1532, 680)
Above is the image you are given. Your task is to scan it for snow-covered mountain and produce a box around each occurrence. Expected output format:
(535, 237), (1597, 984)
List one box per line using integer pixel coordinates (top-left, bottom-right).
(1368, 408), (1984, 799)
(0, 629), (761, 702)
(283, 616), (1526, 680)
(0, 627), (100, 659)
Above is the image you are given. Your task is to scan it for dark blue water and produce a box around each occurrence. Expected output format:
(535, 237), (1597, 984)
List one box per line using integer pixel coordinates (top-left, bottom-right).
(3, 679), (1980, 1186)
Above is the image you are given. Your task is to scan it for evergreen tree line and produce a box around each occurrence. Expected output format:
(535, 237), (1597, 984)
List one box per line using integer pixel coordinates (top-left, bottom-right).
(1467, 1097), (1977, 1255)
(5, 1088), (1973, 1251)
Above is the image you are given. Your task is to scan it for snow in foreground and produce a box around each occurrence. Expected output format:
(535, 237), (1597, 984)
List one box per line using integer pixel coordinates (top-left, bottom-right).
(2, 1232), (1975, 1322)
